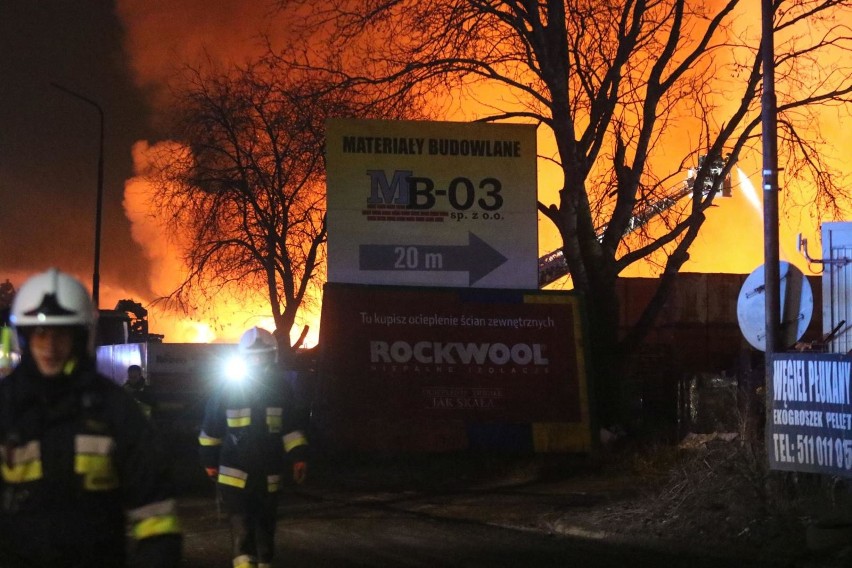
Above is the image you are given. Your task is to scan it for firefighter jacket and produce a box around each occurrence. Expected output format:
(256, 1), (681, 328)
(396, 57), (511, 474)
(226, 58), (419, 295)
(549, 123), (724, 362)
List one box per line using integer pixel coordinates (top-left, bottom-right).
(125, 381), (155, 419)
(198, 364), (308, 495)
(0, 358), (182, 568)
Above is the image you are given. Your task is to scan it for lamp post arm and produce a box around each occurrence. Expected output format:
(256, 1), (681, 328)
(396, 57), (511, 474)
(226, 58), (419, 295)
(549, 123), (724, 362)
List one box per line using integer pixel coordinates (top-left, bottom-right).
(50, 82), (104, 308)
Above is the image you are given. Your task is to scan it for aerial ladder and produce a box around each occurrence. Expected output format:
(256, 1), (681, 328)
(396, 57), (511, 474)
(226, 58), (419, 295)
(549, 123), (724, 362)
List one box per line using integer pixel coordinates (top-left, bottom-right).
(538, 156), (733, 288)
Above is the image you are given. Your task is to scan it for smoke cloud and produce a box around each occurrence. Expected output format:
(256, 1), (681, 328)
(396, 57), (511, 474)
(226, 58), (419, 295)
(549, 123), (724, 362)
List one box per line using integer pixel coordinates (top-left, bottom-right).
(108, 0), (850, 343)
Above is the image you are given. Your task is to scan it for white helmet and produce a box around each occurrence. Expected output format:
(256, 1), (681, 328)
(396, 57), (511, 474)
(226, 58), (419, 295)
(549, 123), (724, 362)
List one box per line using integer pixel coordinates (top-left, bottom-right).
(11, 269), (95, 331)
(238, 326), (277, 356)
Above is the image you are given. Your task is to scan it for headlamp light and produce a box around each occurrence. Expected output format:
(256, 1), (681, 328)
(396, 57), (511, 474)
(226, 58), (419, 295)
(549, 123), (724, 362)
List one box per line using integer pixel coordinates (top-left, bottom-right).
(224, 355), (248, 382)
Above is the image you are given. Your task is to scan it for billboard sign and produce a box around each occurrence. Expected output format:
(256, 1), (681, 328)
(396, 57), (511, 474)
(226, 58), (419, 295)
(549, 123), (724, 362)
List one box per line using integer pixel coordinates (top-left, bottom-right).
(315, 283), (592, 452)
(326, 118), (538, 289)
(768, 352), (852, 476)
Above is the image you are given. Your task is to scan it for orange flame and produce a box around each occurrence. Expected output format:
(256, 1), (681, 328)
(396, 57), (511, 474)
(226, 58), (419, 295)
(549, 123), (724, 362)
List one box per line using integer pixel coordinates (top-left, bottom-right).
(121, 141), (320, 346)
(109, 1), (850, 342)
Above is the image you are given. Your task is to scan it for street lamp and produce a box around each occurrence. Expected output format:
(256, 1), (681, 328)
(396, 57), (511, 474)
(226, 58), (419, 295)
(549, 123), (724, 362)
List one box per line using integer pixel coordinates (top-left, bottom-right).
(51, 82), (104, 308)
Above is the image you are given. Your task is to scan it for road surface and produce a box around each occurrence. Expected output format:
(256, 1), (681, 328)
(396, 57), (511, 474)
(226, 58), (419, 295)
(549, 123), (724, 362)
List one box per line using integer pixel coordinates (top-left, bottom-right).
(177, 486), (775, 567)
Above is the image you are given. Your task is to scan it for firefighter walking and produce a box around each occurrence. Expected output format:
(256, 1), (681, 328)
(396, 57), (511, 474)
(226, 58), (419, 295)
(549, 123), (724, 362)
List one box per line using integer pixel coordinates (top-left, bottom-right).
(199, 326), (308, 568)
(0, 268), (182, 567)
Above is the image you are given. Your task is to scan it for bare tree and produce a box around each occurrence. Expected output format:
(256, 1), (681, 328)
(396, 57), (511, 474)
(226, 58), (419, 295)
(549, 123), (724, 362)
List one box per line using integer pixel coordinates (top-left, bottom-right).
(286, 0), (852, 425)
(146, 59), (414, 356)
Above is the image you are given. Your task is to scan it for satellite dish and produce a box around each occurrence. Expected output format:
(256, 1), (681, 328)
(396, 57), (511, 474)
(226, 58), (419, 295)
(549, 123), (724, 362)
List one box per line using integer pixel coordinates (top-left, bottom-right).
(736, 262), (813, 351)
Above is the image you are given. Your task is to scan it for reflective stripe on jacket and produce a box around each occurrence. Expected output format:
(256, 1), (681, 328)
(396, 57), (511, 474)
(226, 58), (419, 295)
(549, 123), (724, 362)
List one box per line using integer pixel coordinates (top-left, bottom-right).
(0, 363), (182, 566)
(198, 365), (308, 493)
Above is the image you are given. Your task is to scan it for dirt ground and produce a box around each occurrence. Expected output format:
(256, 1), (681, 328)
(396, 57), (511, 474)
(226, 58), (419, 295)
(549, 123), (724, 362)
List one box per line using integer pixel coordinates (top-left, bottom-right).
(299, 435), (852, 568)
(505, 436), (852, 568)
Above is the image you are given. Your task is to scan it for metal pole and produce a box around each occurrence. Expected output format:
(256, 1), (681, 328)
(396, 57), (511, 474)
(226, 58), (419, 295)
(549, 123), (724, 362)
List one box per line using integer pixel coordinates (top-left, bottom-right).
(50, 83), (104, 308)
(761, 0), (780, 364)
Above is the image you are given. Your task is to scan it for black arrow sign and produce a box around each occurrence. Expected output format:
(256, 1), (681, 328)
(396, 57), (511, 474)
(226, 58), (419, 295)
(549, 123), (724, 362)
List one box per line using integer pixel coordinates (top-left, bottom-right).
(359, 232), (508, 285)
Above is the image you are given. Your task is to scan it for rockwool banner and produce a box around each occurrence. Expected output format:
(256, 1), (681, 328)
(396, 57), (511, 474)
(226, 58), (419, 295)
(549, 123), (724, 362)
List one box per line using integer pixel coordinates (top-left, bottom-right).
(325, 118), (538, 289)
(768, 353), (852, 477)
(315, 283), (592, 453)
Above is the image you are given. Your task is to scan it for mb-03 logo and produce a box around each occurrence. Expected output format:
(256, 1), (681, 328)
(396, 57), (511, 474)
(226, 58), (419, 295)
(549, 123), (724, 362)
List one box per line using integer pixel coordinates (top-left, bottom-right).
(366, 170), (504, 221)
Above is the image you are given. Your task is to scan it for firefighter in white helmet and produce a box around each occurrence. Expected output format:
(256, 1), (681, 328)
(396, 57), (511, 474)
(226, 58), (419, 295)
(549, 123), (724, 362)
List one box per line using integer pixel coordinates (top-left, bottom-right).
(199, 326), (308, 568)
(0, 268), (182, 567)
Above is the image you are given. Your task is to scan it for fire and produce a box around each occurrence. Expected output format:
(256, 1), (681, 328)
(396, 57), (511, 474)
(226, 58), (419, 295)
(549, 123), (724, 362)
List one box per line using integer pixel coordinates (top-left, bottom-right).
(103, 2), (849, 343)
(120, 141), (320, 346)
(677, 166), (828, 277)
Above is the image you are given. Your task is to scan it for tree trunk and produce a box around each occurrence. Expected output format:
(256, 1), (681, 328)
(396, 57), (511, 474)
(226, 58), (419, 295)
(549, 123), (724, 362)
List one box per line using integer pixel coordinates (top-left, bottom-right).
(583, 267), (624, 430)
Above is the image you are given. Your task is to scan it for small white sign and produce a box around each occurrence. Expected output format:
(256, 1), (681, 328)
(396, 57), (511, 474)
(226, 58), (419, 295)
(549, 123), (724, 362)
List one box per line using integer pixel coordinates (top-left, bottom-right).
(326, 118), (538, 288)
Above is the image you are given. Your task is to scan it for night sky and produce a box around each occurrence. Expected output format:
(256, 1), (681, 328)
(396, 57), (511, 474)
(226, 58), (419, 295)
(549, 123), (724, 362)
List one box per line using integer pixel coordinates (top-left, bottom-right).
(1, 1), (157, 300)
(0, 1), (314, 342)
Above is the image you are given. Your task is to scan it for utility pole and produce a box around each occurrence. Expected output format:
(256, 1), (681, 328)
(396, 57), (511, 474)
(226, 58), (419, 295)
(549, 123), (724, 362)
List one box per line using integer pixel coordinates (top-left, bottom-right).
(761, 0), (781, 386)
